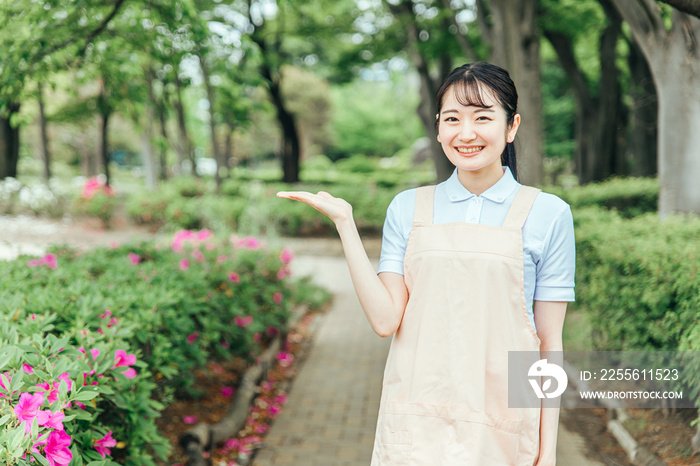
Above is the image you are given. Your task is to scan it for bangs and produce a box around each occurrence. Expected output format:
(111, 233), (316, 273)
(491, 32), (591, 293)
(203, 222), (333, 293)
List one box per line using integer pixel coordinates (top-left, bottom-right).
(451, 77), (493, 109)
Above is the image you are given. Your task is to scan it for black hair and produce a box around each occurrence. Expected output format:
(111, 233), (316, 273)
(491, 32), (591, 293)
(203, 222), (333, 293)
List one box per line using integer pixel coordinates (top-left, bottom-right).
(435, 62), (519, 181)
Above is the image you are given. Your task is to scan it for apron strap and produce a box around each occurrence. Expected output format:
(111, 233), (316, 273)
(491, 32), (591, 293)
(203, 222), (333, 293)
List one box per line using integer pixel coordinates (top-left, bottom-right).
(502, 186), (541, 229)
(414, 185), (436, 225)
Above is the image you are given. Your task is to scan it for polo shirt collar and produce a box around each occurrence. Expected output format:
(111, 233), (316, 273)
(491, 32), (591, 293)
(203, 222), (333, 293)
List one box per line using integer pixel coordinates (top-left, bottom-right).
(444, 166), (519, 204)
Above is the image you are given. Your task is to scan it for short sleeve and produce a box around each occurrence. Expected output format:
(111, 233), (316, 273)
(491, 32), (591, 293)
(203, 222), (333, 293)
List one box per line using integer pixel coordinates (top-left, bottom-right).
(533, 204), (576, 301)
(377, 192), (412, 275)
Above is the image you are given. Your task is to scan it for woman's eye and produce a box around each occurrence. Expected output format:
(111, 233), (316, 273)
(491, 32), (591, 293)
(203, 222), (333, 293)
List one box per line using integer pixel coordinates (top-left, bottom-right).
(444, 117), (458, 122)
(476, 116), (492, 121)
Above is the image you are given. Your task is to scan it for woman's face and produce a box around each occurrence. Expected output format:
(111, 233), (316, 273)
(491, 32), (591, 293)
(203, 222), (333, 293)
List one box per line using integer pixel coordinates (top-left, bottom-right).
(437, 85), (520, 178)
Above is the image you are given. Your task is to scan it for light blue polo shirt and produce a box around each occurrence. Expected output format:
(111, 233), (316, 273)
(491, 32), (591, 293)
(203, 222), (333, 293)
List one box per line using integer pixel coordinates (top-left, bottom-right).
(378, 167), (576, 331)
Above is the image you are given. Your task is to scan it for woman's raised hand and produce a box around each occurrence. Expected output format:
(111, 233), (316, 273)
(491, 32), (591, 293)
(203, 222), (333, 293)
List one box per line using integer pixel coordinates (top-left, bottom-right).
(276, 191), (353, 226)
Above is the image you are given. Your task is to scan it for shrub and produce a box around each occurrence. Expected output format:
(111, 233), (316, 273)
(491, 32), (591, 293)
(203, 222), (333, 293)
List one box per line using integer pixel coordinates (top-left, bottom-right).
(72, 177), (119, 228)
(547, 176), (658, 218)
(0, 232), (328, 463)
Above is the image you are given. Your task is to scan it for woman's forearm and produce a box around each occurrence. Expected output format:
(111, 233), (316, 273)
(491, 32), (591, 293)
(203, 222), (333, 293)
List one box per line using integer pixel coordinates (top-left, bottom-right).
(335, 216), (406, 337)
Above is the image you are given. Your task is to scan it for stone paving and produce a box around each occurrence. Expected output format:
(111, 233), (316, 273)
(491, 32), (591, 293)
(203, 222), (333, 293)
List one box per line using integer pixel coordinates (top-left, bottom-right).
(252, 255), (390, 466)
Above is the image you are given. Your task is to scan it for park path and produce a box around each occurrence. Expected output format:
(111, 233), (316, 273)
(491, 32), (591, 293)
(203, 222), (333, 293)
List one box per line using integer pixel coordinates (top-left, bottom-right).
(252, 239), (605, 466)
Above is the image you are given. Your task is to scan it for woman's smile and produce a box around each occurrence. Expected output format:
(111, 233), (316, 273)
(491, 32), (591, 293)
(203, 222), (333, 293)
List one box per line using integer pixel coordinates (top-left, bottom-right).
(455, 145), (485, 156)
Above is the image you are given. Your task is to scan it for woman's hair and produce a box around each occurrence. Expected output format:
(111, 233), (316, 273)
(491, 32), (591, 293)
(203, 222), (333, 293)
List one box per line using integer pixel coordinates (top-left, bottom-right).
(435, 62), (519, 181)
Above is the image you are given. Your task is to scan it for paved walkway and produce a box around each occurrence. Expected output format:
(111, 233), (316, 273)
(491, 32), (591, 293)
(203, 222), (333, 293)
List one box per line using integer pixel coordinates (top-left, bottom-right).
(252, 252), (605, 466)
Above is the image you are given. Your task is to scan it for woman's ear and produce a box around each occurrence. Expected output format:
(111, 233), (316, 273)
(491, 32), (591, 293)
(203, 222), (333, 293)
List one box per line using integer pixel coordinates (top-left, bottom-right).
(436, 114), (441, 143)
(507, 114), (521, 143)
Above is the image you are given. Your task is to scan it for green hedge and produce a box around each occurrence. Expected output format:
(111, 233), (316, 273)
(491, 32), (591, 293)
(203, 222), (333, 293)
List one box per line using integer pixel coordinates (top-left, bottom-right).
(0, 231), (328, 465)
(572, 206), (700, 405)
(546, 176), (658, 218)
(126, 176), (404, 237)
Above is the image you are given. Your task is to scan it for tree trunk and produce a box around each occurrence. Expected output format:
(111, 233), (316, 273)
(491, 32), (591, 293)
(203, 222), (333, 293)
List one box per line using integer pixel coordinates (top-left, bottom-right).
(174, 78), (196, 176)
(198, 54), (222, 189)
(140, 113), (157, 191)
(611, 1), (700, 216)
(488, 0), (544, 185)
(626, 36), (657, 177)
(545, 2), (623, 184)
(157, 96), (169, 181)
(0, 103), (20, 180)
(389, 0), (453, 182)
(38, 82), (52, 181)
(99, 109), (111, 186)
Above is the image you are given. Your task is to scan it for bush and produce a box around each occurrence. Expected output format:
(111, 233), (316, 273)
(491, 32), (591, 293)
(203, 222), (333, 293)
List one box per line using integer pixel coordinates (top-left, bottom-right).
(72, 177), (119, 228)
(0, 231), (328, 464)
(573, 206), (700, 352)
(547, 176), (658, 218)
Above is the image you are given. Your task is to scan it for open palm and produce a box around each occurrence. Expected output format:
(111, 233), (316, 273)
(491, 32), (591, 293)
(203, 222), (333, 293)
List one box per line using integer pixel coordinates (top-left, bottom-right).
(276, 191), (353, 226)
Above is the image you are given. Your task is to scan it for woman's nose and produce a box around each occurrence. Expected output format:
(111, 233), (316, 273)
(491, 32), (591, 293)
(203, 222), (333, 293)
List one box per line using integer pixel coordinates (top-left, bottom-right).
(458, 122), (476, 140)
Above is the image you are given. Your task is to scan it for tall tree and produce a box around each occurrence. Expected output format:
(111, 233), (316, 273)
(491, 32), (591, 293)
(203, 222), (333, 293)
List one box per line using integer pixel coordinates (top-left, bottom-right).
(477, 0), (544, 185)
(610, 0), (700, 216)
(542, 0), (626, 183)
(0, 0), (128, 180)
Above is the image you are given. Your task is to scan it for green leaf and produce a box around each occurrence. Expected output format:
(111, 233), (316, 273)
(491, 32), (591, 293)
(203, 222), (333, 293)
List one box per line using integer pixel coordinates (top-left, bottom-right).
(33, 451), (50, 466)
(0, 346), (15, 371)
(72, 389), (99, 402)
(7, 423), (25, 453)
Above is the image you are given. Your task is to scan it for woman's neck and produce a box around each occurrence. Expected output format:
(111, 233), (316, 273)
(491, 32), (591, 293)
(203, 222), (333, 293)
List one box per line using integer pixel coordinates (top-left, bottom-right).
(457, 165), (504, 196)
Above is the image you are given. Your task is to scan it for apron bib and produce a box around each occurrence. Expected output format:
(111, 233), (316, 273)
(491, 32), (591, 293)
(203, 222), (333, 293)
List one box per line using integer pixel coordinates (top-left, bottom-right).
(371, 185), (542, 466)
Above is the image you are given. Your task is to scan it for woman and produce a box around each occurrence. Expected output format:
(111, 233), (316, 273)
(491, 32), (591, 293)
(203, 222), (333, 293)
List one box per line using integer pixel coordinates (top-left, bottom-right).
(278, 62), (575, 465)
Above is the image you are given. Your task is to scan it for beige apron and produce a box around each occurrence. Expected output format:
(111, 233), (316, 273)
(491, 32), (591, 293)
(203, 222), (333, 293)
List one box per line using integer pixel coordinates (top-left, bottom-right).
(371, 185), (542, 465)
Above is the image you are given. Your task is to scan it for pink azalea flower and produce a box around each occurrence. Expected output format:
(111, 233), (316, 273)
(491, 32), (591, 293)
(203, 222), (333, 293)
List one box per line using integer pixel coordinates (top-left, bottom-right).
(37, 410), (65, 430)
(78, 347), (100, 360)
(254, 423), (269, 434)
(266, 326), (279, 337)
(217, 255), (227, 263)
(179, 259), (189, 271)
(100, 310), (112, 319)
(94, 431), (117, 459)
(273, 292), (283, 305)
(221, 386), (234, 398)
(14, 392), (45, 433)
(276, 266), (291, 280)
(192, 250), (204, 263)
(253, 332), (262, 342)
(274, 393), (288, 405)
(187, 332), (199, 344)
(228, 272), (240, 283)
(26, 253), (57, 269)
(276, 351), (294, 368)
(113, 350), (137, 379)
(127, 253), (141, 265)
(22, 364), (34, 374)
(268, 405), (281, 418)
(220, 341), (230, 349)
(233, 235), (262, 250)
(0, 371), (13, 397)
(42, 430), (72, 465)
(196, 229), (212, 241)
(279, 247), (294, 264)
(183, 415), (198, 424)
(235, 316), (253, 328)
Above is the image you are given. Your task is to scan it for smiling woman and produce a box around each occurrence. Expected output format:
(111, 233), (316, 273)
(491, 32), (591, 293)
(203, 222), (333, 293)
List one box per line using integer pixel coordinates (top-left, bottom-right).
(277, 62), (575, 466)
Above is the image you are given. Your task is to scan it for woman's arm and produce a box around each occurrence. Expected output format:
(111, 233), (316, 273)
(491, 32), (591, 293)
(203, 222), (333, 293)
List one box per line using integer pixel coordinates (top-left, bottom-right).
(533, 300), (568, 466)
(277, 191), (409, 337)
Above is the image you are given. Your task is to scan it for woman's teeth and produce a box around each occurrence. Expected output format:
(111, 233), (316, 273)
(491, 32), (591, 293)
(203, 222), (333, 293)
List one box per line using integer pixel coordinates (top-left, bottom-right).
(456, 146), (484, 154)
